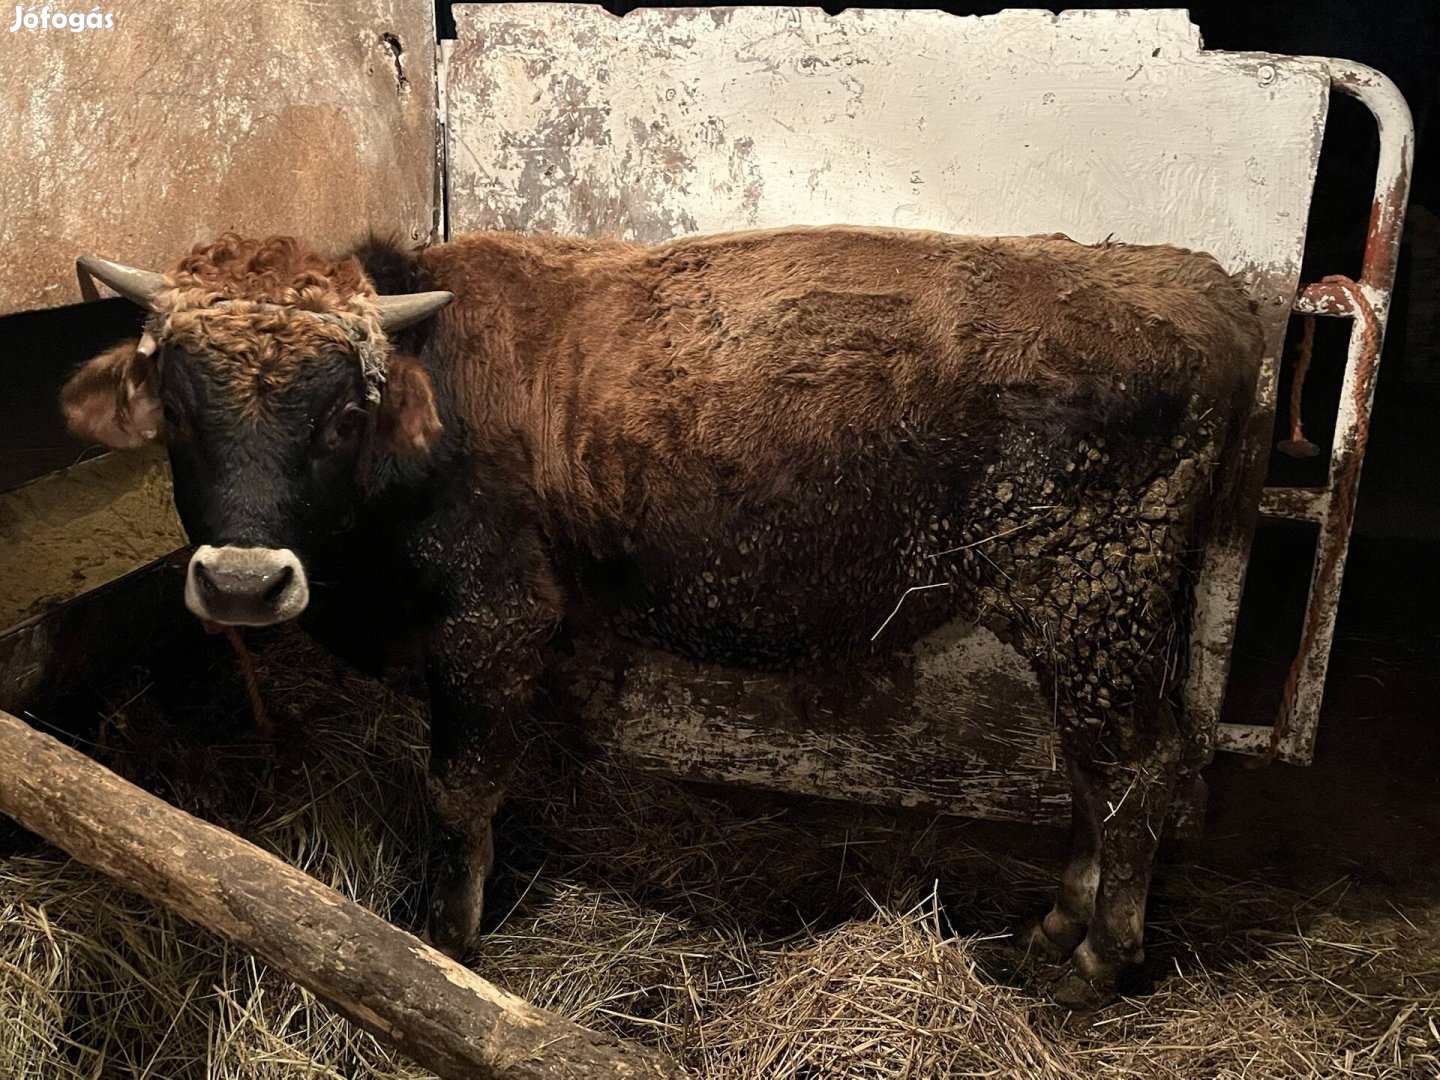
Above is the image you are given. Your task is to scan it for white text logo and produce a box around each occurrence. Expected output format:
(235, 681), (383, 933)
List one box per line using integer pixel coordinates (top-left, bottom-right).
(9, 5), (115, 32)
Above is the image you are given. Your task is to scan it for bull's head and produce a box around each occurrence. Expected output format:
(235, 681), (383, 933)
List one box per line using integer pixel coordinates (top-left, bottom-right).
(60, 236), (453, 627)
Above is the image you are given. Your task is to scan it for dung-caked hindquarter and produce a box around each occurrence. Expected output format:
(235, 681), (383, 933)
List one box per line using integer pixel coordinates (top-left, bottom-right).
(60, 226), (1262, 1010)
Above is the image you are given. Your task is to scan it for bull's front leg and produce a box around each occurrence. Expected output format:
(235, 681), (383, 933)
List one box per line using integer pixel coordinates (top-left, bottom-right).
(422, 661), (527, 959)
(414, 530), (564, 958)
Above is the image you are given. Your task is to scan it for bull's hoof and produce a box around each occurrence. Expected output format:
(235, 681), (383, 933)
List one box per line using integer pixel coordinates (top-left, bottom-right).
(1050, 940), (1129, 1011)
(1049, 967), (1118, 1012)
(425, 885), (485, 959)
(1017, 920), (1069, 963)
(1017, 913), (1085, 964)
(423, 824), (492, 959)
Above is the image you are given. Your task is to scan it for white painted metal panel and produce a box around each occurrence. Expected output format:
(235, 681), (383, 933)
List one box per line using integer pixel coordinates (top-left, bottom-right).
(448, 7), (1324, 303)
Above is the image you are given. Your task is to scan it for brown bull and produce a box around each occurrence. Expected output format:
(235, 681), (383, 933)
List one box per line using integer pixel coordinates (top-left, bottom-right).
(61, 226), (1262, 1008)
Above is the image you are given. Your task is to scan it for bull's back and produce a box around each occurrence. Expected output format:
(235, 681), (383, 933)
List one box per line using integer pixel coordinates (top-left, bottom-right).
(428, 227), (1260, 676)
(534, 227), (1257, 533)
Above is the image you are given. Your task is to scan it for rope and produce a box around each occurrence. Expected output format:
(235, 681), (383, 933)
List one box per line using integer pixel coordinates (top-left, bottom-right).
(221, 626), (273, 737)
(1259, 275), (1379, 766)
(1277, 315), (1320, 459)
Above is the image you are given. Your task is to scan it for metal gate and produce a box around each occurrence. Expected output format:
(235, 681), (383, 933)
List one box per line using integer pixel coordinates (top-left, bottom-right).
(440, 7), (1411, 807)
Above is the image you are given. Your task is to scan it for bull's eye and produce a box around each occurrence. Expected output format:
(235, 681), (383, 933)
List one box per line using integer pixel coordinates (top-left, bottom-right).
(321, 403), (367, 453)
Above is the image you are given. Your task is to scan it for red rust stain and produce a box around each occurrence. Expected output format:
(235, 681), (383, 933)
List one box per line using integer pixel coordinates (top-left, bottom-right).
(1361, 156), (1410, 286)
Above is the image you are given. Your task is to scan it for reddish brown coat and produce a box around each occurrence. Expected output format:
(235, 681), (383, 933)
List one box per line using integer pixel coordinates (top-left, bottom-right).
(416, 227), (1260, 541)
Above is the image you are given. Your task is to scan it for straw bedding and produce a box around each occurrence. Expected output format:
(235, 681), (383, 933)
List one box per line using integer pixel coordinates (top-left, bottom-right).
(1, 628), (1436, 1079)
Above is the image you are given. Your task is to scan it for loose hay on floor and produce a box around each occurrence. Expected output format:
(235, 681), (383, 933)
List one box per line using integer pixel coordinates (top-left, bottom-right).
(1, 628), (1436, 1079)
(698, 900), (1075, 1079)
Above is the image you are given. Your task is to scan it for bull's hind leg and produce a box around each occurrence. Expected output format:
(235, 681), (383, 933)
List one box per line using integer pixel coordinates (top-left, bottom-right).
(1022, 759), (1104, 962)
(1051, 707), (1183, 1010)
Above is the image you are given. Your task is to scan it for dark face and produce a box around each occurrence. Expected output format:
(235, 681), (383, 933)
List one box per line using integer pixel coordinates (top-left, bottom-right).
(161, 343), (371, 626)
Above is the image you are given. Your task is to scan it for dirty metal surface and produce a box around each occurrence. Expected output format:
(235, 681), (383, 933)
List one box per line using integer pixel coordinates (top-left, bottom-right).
(0, 0), (436, 316)
(446, 6), (1332, 820)
(1221, 61), (1413, 764)
(0, 552), (188, 718)
(560, 626), (1205, 836)
(560, 623), (1067, 821)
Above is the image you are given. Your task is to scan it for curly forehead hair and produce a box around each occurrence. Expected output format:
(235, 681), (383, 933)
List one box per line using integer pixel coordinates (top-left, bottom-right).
(145, 234), (391, 408)
(165, 233), (376, 314)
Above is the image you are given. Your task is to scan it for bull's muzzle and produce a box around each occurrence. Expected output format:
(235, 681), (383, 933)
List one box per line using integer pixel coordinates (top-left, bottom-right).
(185, 545), (309, 626)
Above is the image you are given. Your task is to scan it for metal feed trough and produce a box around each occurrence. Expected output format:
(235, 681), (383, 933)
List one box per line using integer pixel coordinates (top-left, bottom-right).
(0, 7), (1412, 850)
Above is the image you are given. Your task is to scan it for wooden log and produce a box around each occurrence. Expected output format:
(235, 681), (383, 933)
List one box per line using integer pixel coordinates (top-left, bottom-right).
(0, 707), (681, 1080)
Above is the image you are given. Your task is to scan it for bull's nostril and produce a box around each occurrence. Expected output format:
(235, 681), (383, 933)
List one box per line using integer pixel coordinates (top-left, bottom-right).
(261, 565), (294, 604)
(194, 562), (219, 596)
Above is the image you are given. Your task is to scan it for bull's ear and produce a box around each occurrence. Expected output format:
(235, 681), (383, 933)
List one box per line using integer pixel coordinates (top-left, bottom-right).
(59, 339), (163, 449)
(378, 356), (442, 456)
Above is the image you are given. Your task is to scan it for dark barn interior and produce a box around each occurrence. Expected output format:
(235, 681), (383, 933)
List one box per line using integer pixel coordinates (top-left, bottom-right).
(1, 2), (1438, 1077)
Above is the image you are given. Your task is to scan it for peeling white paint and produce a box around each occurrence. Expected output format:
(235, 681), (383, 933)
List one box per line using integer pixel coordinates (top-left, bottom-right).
(448, 6), (1325, 303)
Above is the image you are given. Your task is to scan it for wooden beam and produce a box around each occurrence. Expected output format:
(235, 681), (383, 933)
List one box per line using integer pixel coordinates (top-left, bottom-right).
(0, 707), (681, 1080)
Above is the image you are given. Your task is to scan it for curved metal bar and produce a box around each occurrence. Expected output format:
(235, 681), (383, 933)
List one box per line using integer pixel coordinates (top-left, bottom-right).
(1218, 58), (1413, 763)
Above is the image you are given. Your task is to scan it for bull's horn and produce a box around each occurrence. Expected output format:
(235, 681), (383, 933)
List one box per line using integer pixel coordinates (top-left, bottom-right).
(77, 255), (166, 308)
(375, 291), (454, 332)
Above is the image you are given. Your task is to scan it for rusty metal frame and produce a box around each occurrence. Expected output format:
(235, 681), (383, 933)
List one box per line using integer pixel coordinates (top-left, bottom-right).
(1215, 59), (1414, 763)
